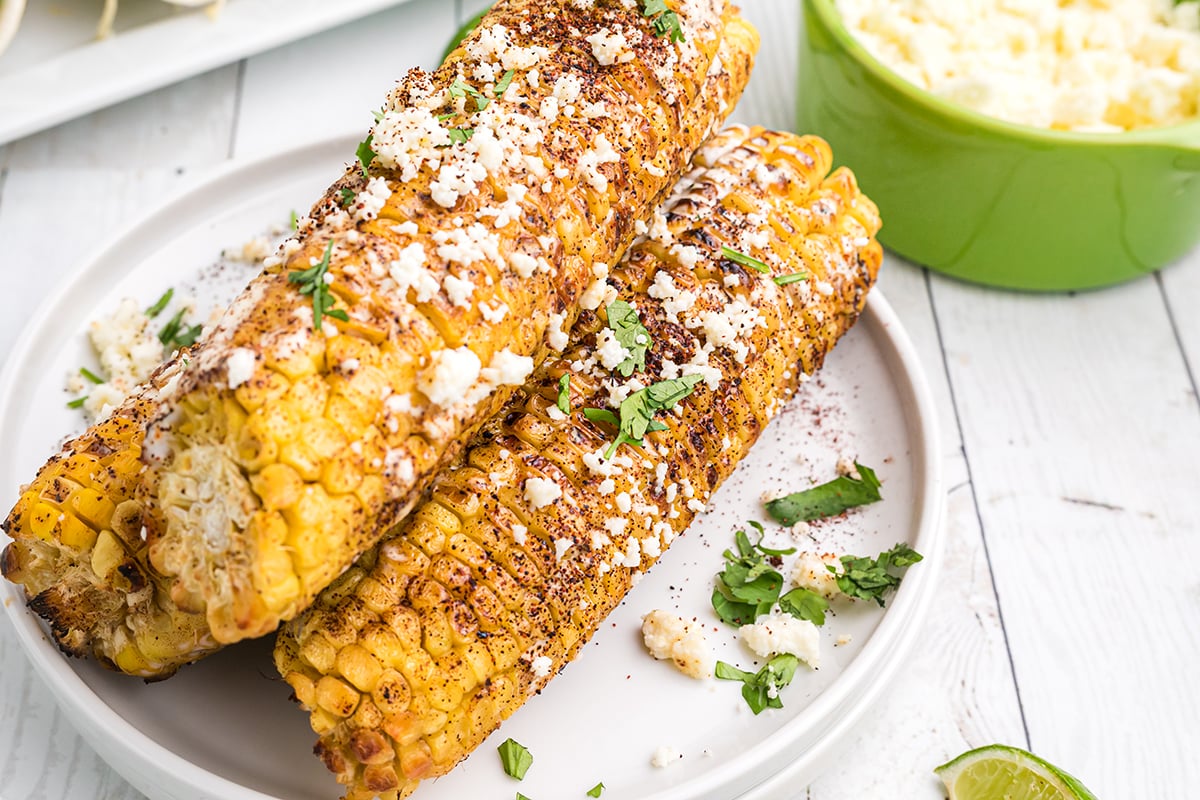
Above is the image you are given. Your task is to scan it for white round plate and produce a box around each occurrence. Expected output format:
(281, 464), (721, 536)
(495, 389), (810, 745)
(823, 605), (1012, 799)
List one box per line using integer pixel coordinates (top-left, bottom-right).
(0, 136), (944, 800)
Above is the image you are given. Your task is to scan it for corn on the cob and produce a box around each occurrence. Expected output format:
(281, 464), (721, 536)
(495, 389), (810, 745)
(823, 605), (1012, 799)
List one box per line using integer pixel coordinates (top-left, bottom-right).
(275, 125), (884, 799)
(0, 1), (758, 678)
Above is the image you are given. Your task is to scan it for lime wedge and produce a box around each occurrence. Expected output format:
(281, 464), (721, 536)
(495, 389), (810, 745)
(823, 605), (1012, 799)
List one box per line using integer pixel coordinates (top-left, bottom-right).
(935, 745), (1099, 800)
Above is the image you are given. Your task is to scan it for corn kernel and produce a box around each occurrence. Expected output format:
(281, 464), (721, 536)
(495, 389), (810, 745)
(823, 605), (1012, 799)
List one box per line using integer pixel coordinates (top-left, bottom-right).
(316, 675), (360, 718)
(336, 644), (383, 693)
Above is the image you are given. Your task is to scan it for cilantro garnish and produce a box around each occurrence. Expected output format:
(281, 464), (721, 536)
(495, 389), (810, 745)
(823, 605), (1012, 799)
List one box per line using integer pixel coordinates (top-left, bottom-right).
(145, 288), (173, 318)
(710, 521), (795, 627)
(338, 188), (355, 208)
(604, 299), (650, 377)
(498, 738), (533, 780)
(834, 543), (923, 607)
(67, 396), (88, 409)
(773, 272), (807, 286)
(584, 374), (702, 459)
(640, 0), (685, 43)
(587, 783), (605, 797)
(557, 374), (571, 414)
(764, 463), (883, 526)
(372, 107), (386, 123)
(448, 127), (475, 145)
(355, 135), (376, 179)
(778, 586), (828, 626)
(517, 794), (533, 800)
(158, 308), (203, 353)
(493, 68), (516, 97)
(721, 246), (769, 274)
(289, 209), (299, 231)
(79, 367), (104, 385)
(715, 654), (800, 714)
(288, 240), (350, 332)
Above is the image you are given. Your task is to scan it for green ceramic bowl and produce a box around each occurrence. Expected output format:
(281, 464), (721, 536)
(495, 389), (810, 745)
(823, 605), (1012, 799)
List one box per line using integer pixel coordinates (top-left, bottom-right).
(797, 0), (1200, 290)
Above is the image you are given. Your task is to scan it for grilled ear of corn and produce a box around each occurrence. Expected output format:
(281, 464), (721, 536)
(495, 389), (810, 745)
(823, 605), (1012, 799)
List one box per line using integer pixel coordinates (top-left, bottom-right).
(274, 125), (884, 800)
(1, 1), (758, 677)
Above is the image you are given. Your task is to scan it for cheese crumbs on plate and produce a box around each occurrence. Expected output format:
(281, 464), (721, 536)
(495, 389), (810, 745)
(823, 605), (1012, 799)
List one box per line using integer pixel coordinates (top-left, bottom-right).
(642, 609), (712, 679)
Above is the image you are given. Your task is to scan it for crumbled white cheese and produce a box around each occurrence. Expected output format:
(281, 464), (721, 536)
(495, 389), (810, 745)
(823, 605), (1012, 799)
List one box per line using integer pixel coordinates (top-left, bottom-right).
(531, 655), (554, 677)
(578, 133), (622, 192)
(836, 0), (1200, 131)
(791, 552), (845, 600)
(353, 176), (391, 222)
(547, 311), (569, 351)
(651, 745), (682, 768)
(586, 27), (634, 66)
(442, 273), (476, 307)
(595, 328), (633, 370)
(390, 244), (440, 303)
(418, 346), (482, 408)
(525, 477), (563, 509)
(481, 349), (534, 387)
(511, 523), (528, 546)
(225, 348), (256, 389)
(554, 537), (574, 561)
(835, 455), (861, 480)
(738, 614), (821, 668)
(641, 610), (712, 679)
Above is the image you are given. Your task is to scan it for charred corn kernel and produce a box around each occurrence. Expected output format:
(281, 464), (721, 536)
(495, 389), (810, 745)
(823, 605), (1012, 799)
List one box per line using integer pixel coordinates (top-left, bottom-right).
(274, 125), (882, 799)
(316, 675), (360, 718)
(2, 0), (753, 682)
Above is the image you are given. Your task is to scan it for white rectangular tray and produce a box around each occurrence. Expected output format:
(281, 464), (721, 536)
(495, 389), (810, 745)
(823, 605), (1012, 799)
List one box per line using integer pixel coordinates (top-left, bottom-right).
(0, 0), (415, 145)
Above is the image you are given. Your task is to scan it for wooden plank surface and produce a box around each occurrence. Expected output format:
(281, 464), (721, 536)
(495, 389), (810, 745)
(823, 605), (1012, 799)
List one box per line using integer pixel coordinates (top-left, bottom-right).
(1, 0), (1197, 798)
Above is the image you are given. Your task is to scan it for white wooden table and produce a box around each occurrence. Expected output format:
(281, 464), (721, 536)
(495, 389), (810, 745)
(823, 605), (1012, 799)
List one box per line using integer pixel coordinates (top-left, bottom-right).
(1, 1), (1197, 798)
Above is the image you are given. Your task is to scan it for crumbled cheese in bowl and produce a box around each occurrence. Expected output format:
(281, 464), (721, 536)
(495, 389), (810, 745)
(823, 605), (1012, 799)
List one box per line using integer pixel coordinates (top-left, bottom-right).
(836, 0), (1200, 131)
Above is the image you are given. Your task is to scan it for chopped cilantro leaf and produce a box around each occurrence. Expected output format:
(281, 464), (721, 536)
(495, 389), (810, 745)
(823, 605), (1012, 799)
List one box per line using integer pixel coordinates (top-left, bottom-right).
(494, 68), (516, 97)
(79, 367), (104, 385)
(355, 134), (376, 179)
(773, 272), (807, 286)
(145, 288), (173, 318)
(67, 396), (88, 409)
(371, 108), (385, 123)
(158, 308), (203, 353)
(338, 188), (355, 208)
(289, 209), (299, 231)
(288, 240), (350, 332)
(710, 523), (794, 627)
(764, 463), (883, 525)
(583, 407), (619, 427)
(721, 246), (770, 274)
(778, 587), (829, 626)
(447, 127), (475, 145)
(557, 374), (571, 414)
(604, 299), (650, 377)
(835, 543), (923, 607)
(640, 0), (685, 42)
(589, 374), (702, 459)
(586, 782), (605, 797)
(715, 654), (800, 714)
(498, 738), (533, 780)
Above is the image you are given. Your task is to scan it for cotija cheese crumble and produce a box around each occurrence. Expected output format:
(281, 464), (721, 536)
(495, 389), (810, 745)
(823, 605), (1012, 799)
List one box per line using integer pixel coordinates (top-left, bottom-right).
(836, 0), (1200, 131)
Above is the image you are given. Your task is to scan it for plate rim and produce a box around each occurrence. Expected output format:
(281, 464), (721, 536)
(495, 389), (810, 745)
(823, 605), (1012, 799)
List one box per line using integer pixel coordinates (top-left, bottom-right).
(0, 134), (944, 800)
